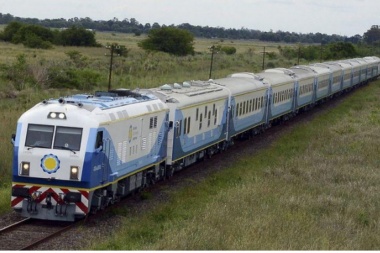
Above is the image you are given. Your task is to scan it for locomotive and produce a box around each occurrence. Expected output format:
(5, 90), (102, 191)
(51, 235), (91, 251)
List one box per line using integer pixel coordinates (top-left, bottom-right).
(11, 56), (380, 221)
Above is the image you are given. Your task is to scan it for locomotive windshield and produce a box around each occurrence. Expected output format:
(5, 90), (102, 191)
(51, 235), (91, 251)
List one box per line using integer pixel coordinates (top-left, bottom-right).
(25, 124), (82, 151)
(53, 127), (82, 151)
(25, 124), (54, 149)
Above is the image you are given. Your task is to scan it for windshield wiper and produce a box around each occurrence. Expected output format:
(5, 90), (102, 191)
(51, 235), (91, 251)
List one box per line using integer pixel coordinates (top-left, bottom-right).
(55, 146), (77, 154)
(27, 144), (48, 150)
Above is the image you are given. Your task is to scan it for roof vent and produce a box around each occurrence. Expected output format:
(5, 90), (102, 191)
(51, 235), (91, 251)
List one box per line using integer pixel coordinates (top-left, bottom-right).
(160, 84), (172, 91)
(173, 83), (182, 89)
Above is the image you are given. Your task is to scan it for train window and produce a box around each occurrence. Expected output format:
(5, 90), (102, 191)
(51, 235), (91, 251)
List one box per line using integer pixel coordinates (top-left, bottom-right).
(54, 127), (82, 151)
(208, 111), (211, 127)
(196, 108), (199, 121)
(149, 116), (158, 129)
(199, 114), (203, 130)
(149, 117), (154, 129)
(213, 104), (216, 116)
(184, 118), (187, 135)
(25, 124), (54, 149)
(214, 110), (217, 125)
(175, 120), (182, 137)
(187, 117), (191, 134)
(235, 103), (239, 117)
(95, 131), (103, 149)
(205, 106), (208, 116)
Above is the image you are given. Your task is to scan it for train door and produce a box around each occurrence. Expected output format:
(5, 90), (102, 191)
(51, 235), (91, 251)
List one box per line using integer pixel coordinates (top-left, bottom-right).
(91, 130), (108, 184)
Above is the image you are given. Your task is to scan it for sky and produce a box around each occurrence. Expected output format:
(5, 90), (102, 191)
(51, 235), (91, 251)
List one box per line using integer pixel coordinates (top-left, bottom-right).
(0, 0), (378, 37)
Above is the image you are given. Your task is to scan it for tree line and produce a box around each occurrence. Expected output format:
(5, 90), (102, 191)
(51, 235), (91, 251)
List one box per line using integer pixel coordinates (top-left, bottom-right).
(1, 12), (379, 45)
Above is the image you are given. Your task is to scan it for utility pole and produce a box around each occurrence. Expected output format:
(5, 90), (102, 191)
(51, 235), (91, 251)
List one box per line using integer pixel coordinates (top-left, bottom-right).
(297, 44), (301, 65)
(209, 45), (216, 79)
(262, 46), (266, 70)
(106, 44), (120, 91)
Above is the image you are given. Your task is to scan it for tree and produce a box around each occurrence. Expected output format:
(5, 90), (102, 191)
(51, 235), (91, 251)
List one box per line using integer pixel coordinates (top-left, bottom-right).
(57, 26), (98, 46)
(12, 24), (54, 46)
(324, 42), (357, 59)
(138, 27), (194, 56)
(363, 25), (380, 44)
(0, 21), (23, 41)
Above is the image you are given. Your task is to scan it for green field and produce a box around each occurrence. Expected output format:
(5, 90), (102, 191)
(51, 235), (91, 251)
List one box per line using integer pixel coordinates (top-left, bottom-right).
(0, 31), (379, 249)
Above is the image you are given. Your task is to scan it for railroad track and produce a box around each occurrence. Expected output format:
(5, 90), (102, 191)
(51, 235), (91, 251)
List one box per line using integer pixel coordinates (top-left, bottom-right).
(0, 217), (76, 250)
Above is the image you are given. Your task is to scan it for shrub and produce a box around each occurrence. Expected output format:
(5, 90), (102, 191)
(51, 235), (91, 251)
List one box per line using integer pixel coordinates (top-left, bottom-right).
(221, 46), (237, 55)
(138, 27), (195, 56)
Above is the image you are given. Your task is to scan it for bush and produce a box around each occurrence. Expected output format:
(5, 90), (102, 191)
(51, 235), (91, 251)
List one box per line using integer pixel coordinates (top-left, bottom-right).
(221, 46), (237, 55)
(48, 66), (101, 90)
(57, 26), (98, 47)
(0, 22), (99, 48)
(138, 27), (195, 56)
(23, 33), (53, 49)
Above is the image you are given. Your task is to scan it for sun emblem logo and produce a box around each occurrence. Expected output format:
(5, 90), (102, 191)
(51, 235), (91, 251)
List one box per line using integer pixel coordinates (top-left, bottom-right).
(40, 154), (60, 174)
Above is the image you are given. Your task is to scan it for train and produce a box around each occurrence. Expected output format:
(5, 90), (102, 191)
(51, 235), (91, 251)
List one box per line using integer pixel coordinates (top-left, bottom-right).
(11, 56), (380, 221)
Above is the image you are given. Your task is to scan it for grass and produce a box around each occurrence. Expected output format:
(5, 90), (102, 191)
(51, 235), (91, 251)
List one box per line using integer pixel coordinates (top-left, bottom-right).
(87, 81), (380, 250)
(0, 31), (297, 88)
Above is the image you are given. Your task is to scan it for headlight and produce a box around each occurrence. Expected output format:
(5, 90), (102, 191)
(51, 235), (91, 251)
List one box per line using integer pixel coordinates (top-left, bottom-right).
(48, 112), (66, 119)
(21, 162), (30, 176)
(70, 166), (79, 180)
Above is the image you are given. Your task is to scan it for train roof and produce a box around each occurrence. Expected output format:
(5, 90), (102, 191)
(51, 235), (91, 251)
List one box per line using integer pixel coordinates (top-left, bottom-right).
(214, 73), (269, 94)
(296, 65), (331, 76)
(339, 59), (362, 68)
(326, 61), (353, 70)
(143, 74), (269, 108)
(40, 88), (160, 111)
(365, 56), (380, 63)
(312, 63), (342, 73)
(268, 67), (314, 80)
(143, 80), (231, 108)
(256, 71), (295, 86)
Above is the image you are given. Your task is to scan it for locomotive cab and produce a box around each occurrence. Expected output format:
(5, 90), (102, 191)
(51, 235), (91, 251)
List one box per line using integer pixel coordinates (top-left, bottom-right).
(11, 100), (99, 221)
